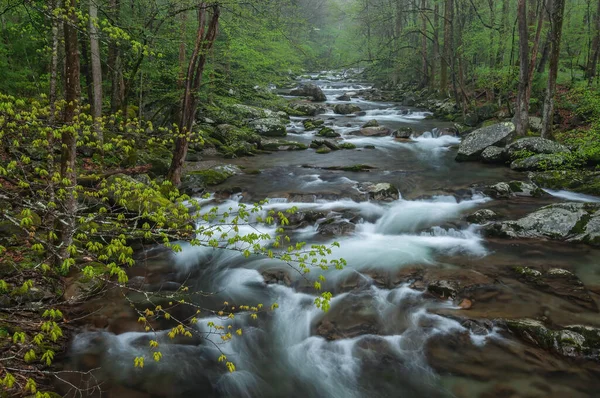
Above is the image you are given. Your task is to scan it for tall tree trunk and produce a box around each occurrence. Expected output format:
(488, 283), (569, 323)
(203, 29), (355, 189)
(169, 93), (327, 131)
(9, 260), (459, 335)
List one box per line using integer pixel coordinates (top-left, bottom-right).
(49, 0), (61, 125)
(420, 0), (428, 88)
(60, 0), (81, 268)
(108, 0), (122, 113)
(541, 0), (566, 138)
(168, 4), (220, 186)
(516, 0), (531, 136)
(587, 0), (600, 83)
(489, 0), (496, 68)
(431, 2), (439, 90)
(89, 0), (103, 143)
(441, 0), (452, 93)
(80, 37), (93, 106)
(496, 0), (509, 66)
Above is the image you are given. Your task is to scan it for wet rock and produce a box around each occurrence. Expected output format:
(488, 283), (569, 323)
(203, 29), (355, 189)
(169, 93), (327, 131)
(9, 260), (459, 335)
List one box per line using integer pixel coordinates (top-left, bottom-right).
(315, 293), (383, 340)
(336, 93), (351, 101)
(310, 139), (339, 151)
(530, 170), (600, 196)
(280, 211), (327, 229)
(316, 145), (332, 154)
(316, 127), (341, 138)
(510, 153), (573, 171)
(184, 165), (241, 186)
(512, 266), (598, 311)
(466, 209), (499, 224)
(362, 119), (379, 128)
(394, 127), (413, 139)
(317, 219), (356, 236)
(505, 137), (570, 160)
(484, 182), (514, 199)
(261, 139), (308, 151)
(484, 202), (600, 246)
(529, 116), (543, 132)
(349, 126), (393, 137)
(481, 146), (506, 163)
(262, 269), (292, 286)
(333, 103), (362, 115)
(302, 118), (325, 131)
(288, 102), (326, 116)
(249, 118), (287, 137)
(504, 319), (600, 359)
(427, 280), (458, 298)
(455, 122), (516, 161)
(358, 182), (399, 202)
(289, 83), (327, 102)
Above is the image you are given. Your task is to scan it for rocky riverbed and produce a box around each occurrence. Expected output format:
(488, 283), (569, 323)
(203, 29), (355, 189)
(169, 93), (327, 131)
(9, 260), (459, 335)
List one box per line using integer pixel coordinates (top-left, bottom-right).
(60, 72), (600, 398)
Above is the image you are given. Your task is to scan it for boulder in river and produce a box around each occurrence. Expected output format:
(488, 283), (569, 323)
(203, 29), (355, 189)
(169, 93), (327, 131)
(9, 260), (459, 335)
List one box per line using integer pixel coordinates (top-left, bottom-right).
(333, 103), (362, 115)
(529, 170), (600, 196)
(394, 127), (413, 139)
(455, 122), (516, 161)
(317, 219), (356, 236)
(510, 153), (573, 171)
(302, 118), (325, 131)
(336, 93), (351, 101)
(358, 182), (399, 202)
(249, 118), (287, 137)
(289, 83), (327, 102)
(349, 126), (392, 137)
(504, 319), (600, 359)
(484, 202), (600, 246)
(287, 102), (326, 116)
(505, 137), (570, 160)
(482, 181), (543, 199)
(317, 127), (341, 138)
(480, 146), (506, 163)
(466, 209), (499, 224)
(310, 139), (339, 150)
(362, 119), (379, 128)
(512, 266), (598, 311)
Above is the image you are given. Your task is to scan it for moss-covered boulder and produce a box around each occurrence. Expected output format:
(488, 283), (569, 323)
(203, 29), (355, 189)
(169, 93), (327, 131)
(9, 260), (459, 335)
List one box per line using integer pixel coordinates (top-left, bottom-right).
(362, 119), (379, 128)
(529, 170), (600, 196)
(302, 119), (325, 131)
(510, 153), (574, 171)
(286, 102), (326, 116)
(310, 139), (339, 151)
(316, 145), (332, 154)
(185, 165), (241, 186)
(249, 118), (287, 137)
(506, 137), (570, 160)
(261, 140), (308, 151)
(333, 104), (361, 115)
(316, 127), (341, 138)
(456, 122), (515, 161)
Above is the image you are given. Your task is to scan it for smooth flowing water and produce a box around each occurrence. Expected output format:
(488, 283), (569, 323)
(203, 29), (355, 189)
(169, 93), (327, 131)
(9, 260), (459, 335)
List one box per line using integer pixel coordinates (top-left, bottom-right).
(66, 75), (600, 398)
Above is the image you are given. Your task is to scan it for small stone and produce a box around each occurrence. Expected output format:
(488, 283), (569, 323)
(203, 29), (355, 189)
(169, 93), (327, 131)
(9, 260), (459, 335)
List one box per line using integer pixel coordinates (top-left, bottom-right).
(459, 298), (473, 309)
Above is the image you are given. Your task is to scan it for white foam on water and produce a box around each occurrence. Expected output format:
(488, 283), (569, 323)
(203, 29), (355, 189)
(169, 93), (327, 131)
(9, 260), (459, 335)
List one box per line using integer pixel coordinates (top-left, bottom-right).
(544, 189), (600, 203)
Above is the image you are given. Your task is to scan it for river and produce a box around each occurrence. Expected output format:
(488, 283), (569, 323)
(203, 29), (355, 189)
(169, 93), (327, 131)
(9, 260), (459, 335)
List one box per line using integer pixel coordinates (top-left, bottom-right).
(63, 74), (600, 398)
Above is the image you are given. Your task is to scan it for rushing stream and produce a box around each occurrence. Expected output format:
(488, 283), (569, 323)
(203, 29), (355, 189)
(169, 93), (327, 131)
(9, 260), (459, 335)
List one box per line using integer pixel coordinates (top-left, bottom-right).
(65, 74), (600, 398)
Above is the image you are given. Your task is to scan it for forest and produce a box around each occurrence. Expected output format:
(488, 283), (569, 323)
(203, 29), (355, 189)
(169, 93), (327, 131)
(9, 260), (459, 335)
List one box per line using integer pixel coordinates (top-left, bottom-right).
(1, 0), (600, 397)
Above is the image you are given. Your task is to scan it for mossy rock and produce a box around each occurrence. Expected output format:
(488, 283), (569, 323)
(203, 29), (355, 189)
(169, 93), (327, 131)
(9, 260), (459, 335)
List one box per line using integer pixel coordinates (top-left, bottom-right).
(316, 146), (332, 154)
(317, 127), (340, 138)
(137, 144), (173, 177)
(530, 170), (600, 196)
(339, 143), (357, 150)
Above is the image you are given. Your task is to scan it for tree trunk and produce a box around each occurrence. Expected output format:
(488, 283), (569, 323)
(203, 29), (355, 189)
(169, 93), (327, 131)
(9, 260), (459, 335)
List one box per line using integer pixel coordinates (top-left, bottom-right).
(587, 0), (600, 83)
(496, 0), (509, 66)
(168, 4), (221, 186)
(431, 2), (439, 90)
(49, 0), (61, 125)
(516, 0), (530, 136)
(108, 0), (122, 113)
(441, 0), (452, 93)
(541, 0), (566, 139)
(89, 0), (103, 143)
(60, 0), (80, 268)
(420, 0), (428, 88)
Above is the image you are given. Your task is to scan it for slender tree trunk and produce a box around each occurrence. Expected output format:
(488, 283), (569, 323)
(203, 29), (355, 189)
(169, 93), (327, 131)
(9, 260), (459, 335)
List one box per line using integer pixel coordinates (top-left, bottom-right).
(587, 0), (600, 83)
(168, 4), (221, 186)
(541, 0), (566, 138)
(60, 0), (81, 267)
(49, 0), (61, 125)
(496, 0), (510, 66)
(420, 0), (428, 88)
(489, 0), (496, 68)
(525, 1), (546, 107)
(89, 0), (103, 143)
(431, 2), (439, 90)
(441, 0), (452, 93)
(516, 0), (530, 136)
(80, 37), (93, 106)
(108, 0), (122, 113)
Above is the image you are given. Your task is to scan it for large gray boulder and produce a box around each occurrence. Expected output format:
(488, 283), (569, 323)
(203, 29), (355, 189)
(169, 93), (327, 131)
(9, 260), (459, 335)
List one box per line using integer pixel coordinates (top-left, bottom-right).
(506, 137), (570, 160)
(358, 182), (399, 202)
(333, 103), (362, 115)
(455, 122), (516, 161)
(288, 102), (326, 116)
(484, 202), (600, 245)
(510, 153), (571, 171)
(289, 83), (327, 102)
(349, 126), (392, 137)
(480, 146), (506, 163)
(249, 118), (287, 137)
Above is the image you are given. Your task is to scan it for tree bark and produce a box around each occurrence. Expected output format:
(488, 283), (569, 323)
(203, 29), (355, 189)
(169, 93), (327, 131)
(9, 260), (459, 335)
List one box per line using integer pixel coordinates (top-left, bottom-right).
(49, 0), (61, 125)
(61, 0), (81, 267)
(587, 0), (600, 83)
(431, 2), (439, 90)
(89, 0), (103, 143)
(108, 0), (122, 113)
(420, 0), (428, 88)
(440, 0), (452, 93)
(541, 0), (566, 139)
(168, 4), (220, 186)
(496, 0), (509, 66)
(516, 0), (530, 136)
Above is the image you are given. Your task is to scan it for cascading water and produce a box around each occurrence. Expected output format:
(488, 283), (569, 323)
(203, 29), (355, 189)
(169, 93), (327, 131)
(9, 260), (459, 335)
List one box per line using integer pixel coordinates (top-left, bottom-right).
(66, 72), (600, 398)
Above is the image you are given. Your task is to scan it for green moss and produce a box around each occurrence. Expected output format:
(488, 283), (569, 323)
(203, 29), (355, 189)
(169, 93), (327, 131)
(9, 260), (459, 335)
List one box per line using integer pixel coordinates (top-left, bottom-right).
(316, 146), (331, 154)
(339, 143), (357, 149)
(317, 127), (340, 138)
(188, 169), (231, 185)
(570, 214), (592, 235)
